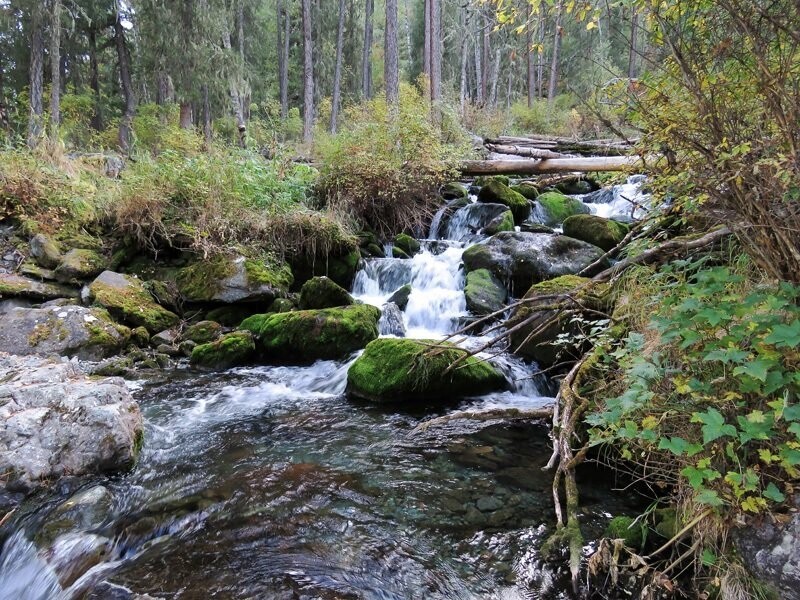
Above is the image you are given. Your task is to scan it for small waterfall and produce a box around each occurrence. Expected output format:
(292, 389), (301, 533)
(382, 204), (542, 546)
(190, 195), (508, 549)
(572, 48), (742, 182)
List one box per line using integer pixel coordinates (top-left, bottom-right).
(0, 532), (68, 600)
(588, 175), (650, 221)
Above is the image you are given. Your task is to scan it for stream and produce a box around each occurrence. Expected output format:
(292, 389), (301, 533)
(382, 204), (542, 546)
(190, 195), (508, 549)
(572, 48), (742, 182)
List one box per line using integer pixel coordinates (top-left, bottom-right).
(0, 178), (649, 599)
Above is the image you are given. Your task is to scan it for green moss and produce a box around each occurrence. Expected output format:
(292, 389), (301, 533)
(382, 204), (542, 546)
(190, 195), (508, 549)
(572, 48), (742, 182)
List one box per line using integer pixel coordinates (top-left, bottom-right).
(243, 257), (294, 290)
(483, 210), (515, 235)
(535, 192), (590, 226)
(205, 305), (261, 327)
(130, 326), (150, 347)
(392, 246), (410, 259)
(464, 269), (507, 316)
(461, 244), (495, 274)
(182, 320), (222, 344)
(298, 276), (354, 309)
(190, 331), (256, 369)
(441, 181), (468, 200)
(28, 320), (67, 347)
(523, 274), (591, 298)
(477, 180), (531, 223)
(132, 428), (145, 459)
(176, 257), (236, 301)
(511, 182), (540, 200)
(90, 273), (179, 334)
(54, 248), (107, 281)
(475, 175), (510, 187)
(347, 338), (506, 403)
(562, 214), (630, 251)
(394, 233), (421, 257)
(292, 248), (361, 290)
(605, 516), (645, 549)
(241, 304), (380, 361)
(85, 308), (132, 348)
(269, 298), (295, 313)
(387, 284), (412, 310)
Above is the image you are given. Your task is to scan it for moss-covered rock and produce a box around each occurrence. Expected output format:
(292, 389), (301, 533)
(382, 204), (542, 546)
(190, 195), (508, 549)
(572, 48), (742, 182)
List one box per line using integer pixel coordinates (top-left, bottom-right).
(241, 304), (380, 362)
(89, 271), (179, 334)
(269, 298), (295, 313)
(519, 222), (555, 234)
(29, 234), (62, 269)
(511, 182), (540, 200)
(605, 516), (645, 549)
(507, 275), (611, 368)
(483, 210), (515, 235)
(464, 269), (507, 316)
(54, 249), (107, 282)
(299, 276), (354, 309)
(475, 175), (511, 187)
(130, 326), (150, 347)
(391, 246), (410, 259)
(346, 338), (506, 403)
(182, 320), (222, 344)
(290, 248), (361, 290)
(562, 214), (629, 251)
(190, 331), (256, 369)
(441, 181), (468, 200)
(0, 273), (78, 301)
(533, 191), (590, 226)
(552, 178), (598, 195)
(387, 284), (412, 311)
(394, 234), (421, 258)
(478, 181), (531, 223)
(205, 305), (263, 327)
(177, 254), (293, 304)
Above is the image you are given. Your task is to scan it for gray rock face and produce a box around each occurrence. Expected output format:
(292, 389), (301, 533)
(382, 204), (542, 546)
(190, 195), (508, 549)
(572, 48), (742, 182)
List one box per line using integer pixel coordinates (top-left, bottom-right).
(55, 249), (107, 282)
(0, 305), (129, 360)
(178, 255), (292, 304)
(462, 232), (608, 296)
(0, 273), (78, 301)
(735, 514), (800, 600)
(464, 269), (507, 316)
(0, 353), (143, 494)
(445, 203), (511, 243)
(29, 234), (62, 269)
(378, 302), (406, 337)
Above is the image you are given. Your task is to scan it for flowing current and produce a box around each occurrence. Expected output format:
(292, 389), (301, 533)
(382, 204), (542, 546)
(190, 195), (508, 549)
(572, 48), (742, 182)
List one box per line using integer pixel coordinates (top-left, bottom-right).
(0, 179), (647, 599)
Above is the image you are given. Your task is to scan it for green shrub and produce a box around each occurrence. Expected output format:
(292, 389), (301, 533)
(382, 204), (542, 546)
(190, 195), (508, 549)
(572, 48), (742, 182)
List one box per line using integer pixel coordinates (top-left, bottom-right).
(316, 84), (469, 237)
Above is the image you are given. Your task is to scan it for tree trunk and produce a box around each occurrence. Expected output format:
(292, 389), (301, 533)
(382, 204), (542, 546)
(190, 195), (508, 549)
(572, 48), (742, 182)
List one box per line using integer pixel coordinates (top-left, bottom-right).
(237, 0), (245, 62)
(202, 83), (212, 147)
(429, 0), (441, 104)
(222, 23), (247, 148)
(301, 0), (314, 142)
(27, 1), (45, 148)
(113, 9), (135, 153)
(49, 0), (61, 137)
(526, 2), (534, 108)
(459, 7), (470, 111)
(537, 18), (545, 99)
(489, 48), (501, 108)
(330, 0), (346, 133)
(277, 0), (289, 119)
(423, 0), (431, 77)
(88, 28), (103, 130)
(482, 11), (490, 103)
(384, 0), (399, 105)
(361, 0), (373, 99)
(628, 9), (639, 79)
(179, 102), (194, 129)
(473, 20), (484, 106)
(548, 0), (564, 103)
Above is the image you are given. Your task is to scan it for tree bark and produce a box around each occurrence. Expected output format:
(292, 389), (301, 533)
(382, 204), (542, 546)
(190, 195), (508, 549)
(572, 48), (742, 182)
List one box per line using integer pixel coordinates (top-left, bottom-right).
(330, 0), (346, 132)
(361, 0), (374, 99)
(482, 10), (490, 103)
(459, 7), (470, 111)
(301, 0), (314, 142)
(628, 9), (639, 79)
(429, 0), (441, 104)
(179, 102), (194, 129)
(423, 0), (431, 77)
(384, 0), (399, 105)
(27, 1), (45, 148)
(222, 22), (247, 147)
(489, 48), (501, 108)
(202, 83), (212, 147)
(526, 2), (534, 108)
(113, 7), (135, 154)
(460, 156), (644, 175)
(536, 18), (545, 99)
(49, 0), (61, 136)
(277, 0), (289, 119)
(473, 18), (484, 106)
(88, 28), (103, 130)
(548, 0), (564, 103)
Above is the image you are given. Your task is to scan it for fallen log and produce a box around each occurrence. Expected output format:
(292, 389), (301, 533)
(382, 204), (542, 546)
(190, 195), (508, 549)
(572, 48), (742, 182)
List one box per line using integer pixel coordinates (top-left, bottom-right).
(460, 155), (645, 175)
(485, 136), (635, 156)
(485, 143), (568, 159)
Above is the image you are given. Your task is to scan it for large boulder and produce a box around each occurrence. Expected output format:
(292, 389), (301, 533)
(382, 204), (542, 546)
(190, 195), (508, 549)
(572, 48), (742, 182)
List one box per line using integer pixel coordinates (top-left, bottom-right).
(177, 255), (293, 304)
(464, 269), (507, 316)
(462, 232), (608, 296)
(393, 234), (421, 258)
(445, 203), (514, 242)
(735, 514), (800, 600)
(190, 331), (256, 369)
(346, 338), (506, 403)
(440, 181), (468, 200)
(0, 353), (143, 494)
(181, 320), (223, 344)
(29, 234), (62, 269)
(533, 191), (590, 226)
(89, 271), (179, 334)
(562, 214), (629, 251)
(477, 180), (531, 223)
(0, 273), (78, 301)
(54, 249), (107, 282)
(507, 275), (610, 368)
(0, 306), (130, 360)
(387, 284), (412, 311)
(241, 304), (380, 362)
(510, 182), (539, 200)
(298, 276), (354, 309)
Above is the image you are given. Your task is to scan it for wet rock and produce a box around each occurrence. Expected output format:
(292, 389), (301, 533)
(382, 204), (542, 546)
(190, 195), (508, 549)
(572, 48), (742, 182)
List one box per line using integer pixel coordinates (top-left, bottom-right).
(387, 284), (412, 311)
(150, 328), (179, 347)
(462, 232), (608, 296)
(54, 248), (107, 282)
(131, 326), (150, 347)
(393, 233), (421, 258)
(0, 272), (78, 301)
(242, 304), (380, 362)
(519, 222), (555, 234)
(89, 271), (179, 333)
(205, 304), (264, 326)
(346, 338), (506, 403)
(441, 181), (468, 200)
(378, 302), (406, 337)
(298, 276), (354, 310)
(510, 182), (540, 200)
(581, 187), (614, 204)
(181, 320), (223, 344)
(391, 246), (410, 259)
(483, 210), (515, 236)
(735, 514), (800, 600)
(477, 180), (531, 223)
(552, 179), (597, 195)
(476, 495), (503, 512)
(44, 532), (113, 587)
(179, 340), (197, 357)
(562, 214), (629, 251)
(533, 191), (590, 226)
(0, 353), (143, 494)
(190, 331), (256, 369)
(269, 298), (295, 313)
(464, 269), (507, 316)
(19, 261), (57, 281)
(290, 247), (361, 290)
(177, 254), (293, 304)
(37, 485), (114, 546)
(445, 203), (511, 242)
(0, 305), (130, 360)
(29, 233), (62, 269)
(156, 343), (181, 357)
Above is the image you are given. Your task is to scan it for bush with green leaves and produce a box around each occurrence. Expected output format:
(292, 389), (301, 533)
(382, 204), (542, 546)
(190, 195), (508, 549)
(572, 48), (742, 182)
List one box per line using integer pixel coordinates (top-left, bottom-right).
(587, 261), (800, 514)
(315, 84), (469, 237)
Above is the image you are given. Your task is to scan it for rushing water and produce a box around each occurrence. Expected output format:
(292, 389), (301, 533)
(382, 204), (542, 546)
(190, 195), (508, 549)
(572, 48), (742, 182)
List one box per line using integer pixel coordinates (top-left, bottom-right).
(0, 178), (648, 600)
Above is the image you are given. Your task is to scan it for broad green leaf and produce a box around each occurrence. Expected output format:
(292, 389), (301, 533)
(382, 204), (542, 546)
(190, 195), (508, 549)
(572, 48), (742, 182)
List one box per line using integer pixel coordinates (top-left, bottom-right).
(763, 482), (785, 503)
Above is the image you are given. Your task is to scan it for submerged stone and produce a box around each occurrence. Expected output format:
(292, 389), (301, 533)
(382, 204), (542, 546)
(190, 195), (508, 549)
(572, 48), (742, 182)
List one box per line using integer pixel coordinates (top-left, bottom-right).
(387, 284), (412, 311)
(241, 303), (380, 362)
(346, 338), (506, 403)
